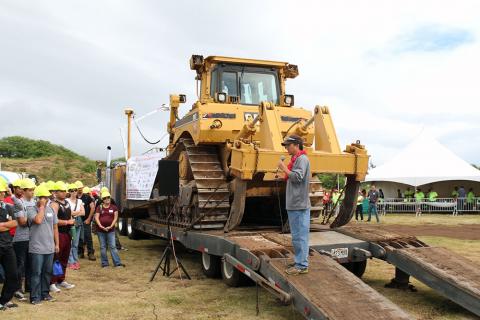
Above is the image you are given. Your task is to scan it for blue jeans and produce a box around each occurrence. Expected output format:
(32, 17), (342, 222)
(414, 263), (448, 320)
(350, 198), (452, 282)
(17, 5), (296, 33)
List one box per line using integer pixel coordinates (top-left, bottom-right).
(368, 203), (379, 222)
(29, 253), (53, 302)
(97, 231), (122, 267)
(287, 209), (310, 269)
(68, 221), (83, 264)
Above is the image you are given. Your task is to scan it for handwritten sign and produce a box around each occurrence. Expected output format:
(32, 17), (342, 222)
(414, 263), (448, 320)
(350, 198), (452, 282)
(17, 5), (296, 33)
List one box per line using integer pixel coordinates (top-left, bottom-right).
(126, 153), (164, 200)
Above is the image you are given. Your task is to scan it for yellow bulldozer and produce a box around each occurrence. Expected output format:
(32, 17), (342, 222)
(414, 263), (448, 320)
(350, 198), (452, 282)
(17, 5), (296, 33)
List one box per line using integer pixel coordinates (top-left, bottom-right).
(151, 54), (369, 231)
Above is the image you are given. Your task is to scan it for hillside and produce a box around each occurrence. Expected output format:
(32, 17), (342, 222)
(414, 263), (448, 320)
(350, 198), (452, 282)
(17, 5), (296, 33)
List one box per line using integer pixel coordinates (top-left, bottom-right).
(0, 136), (98, 185)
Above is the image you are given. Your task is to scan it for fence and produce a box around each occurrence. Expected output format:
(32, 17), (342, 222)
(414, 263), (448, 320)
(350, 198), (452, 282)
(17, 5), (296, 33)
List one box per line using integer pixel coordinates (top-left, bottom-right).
(377, 197), (479, 215)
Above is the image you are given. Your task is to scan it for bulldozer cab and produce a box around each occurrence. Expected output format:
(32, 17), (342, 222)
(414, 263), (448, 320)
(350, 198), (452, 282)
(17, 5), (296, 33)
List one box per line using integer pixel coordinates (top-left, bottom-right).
(210, 64), (279, 105)
(190, 55), (298, 107)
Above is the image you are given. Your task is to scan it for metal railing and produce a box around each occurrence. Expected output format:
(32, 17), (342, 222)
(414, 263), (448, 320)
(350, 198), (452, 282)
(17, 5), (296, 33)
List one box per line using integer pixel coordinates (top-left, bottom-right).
(376, 197), (479, 215)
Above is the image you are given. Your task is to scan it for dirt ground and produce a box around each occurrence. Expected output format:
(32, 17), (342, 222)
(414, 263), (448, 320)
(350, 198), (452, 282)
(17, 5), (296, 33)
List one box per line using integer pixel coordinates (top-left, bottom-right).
(381, 224), (480, 240)
(352, 213), (480, 239)
(2, 214), (480, 320)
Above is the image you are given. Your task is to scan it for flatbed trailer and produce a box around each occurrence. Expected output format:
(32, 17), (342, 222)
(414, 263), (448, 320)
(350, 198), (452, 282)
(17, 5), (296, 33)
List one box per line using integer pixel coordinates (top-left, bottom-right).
(130, 217), (411, 319)
(122, 216), (480, 319)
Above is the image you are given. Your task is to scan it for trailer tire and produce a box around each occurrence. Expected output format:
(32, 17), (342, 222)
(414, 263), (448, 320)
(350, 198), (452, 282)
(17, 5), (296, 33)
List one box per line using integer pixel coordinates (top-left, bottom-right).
(221, 259), (252, 287)
(127, 218), (142, 240)
(201, 253), (221, 278)
(343, 260), (367, 278)
(118, 216), (128, 236)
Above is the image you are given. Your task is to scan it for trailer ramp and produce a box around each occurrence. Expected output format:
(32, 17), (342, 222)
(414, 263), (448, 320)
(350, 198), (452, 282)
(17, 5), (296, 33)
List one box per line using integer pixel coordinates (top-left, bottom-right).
(227, 233), (411, 319)
(265, 252), (411, 319)
(338, 226), (480, 316)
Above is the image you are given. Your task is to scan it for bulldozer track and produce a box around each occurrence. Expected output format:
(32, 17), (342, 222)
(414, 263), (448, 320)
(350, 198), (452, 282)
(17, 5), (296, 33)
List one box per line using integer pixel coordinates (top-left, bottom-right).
(160, 138), (230, 229)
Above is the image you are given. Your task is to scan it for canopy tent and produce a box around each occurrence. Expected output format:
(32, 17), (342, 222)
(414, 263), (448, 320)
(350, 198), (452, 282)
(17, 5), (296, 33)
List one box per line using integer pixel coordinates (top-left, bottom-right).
(365, 133), (480, 187)
(0, 171), (22, 184)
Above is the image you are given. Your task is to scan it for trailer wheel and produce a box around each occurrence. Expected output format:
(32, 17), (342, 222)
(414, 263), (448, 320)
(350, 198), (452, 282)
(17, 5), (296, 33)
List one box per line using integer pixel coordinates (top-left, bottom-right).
(342, 260), (367, 278)
(118, 216), (128, 236)
(201, 253), (221, 278)
(127, 218), (142, 240)
(221, 259), (252, 287)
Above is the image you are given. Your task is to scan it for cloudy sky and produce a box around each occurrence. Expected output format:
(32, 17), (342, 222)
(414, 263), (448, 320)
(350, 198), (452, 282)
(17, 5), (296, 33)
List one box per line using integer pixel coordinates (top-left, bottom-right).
(1, 1), (479, 165)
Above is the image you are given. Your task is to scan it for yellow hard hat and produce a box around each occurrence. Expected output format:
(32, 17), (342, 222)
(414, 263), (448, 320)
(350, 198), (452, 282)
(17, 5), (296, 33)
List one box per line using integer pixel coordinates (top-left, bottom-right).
(54, 181), (68, 192)
(46, 180), (56, 191)
(101, 186), (109, 193)
(34, 185), (51, 198)
(75, 180), (84, 188)
(0, 184), (7, 192)
(21, 179), (36, 190)
(83, 186), (91, 194)
(67, 183), (78, 191)
(12, 179), (23, 188)
(101, 191), (111, 199)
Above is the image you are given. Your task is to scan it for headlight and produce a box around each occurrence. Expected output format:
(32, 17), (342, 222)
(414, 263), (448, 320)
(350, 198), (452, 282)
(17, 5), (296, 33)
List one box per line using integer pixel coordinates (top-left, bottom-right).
(284, 94), (294, 106)
(217, 92), (227, 103)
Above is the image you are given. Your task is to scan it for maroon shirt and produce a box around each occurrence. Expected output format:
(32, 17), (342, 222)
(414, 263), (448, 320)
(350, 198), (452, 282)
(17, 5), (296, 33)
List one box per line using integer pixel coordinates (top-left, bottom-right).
(96, 204), (118, 233)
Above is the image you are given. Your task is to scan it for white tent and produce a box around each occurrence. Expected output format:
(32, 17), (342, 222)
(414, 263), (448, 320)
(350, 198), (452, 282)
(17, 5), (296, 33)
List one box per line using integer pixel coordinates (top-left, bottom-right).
(0, 171), (22, 184)
(366, 133), (480, 187)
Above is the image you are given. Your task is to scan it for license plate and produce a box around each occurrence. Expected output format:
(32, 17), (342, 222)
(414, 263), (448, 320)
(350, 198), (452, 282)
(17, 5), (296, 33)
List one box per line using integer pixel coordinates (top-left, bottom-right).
(331, 247), (348, 259)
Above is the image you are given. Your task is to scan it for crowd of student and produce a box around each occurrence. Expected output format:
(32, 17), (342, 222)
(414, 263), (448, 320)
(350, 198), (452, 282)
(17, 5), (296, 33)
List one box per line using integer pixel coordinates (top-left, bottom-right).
(398, 186), (475, 202)
(0, 178), (124, 310)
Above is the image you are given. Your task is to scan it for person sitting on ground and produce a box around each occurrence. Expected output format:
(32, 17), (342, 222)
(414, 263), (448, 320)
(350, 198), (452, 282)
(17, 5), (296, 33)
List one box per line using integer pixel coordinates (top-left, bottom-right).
(94, 191), (124, 268)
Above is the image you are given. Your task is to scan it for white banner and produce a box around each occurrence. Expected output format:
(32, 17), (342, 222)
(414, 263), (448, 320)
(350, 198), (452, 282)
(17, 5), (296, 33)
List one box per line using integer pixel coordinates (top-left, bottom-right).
(126, 153), (164, 200)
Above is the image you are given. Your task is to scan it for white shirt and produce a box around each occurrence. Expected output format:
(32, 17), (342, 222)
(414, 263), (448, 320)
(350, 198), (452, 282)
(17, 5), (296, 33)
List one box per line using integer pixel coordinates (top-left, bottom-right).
(66, 198), (84, 217)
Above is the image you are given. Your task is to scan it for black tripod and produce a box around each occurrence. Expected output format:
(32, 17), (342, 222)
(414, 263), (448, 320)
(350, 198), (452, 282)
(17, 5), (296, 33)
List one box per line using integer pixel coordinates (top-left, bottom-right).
(149, 201), (191, 281)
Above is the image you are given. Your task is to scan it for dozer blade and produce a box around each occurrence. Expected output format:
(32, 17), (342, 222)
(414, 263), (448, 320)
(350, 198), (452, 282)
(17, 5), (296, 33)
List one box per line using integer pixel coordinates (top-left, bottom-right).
(330, 174), (360, 228)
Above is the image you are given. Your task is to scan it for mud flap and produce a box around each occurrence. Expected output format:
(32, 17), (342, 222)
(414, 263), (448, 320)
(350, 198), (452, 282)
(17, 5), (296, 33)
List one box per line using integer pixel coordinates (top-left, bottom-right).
(330, 174), (360, 228)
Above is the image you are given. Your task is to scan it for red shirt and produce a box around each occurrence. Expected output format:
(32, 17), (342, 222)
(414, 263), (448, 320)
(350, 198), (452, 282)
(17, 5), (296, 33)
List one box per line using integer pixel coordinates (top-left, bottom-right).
(96, 204), (118, 233)
(4, 196), (16, 236)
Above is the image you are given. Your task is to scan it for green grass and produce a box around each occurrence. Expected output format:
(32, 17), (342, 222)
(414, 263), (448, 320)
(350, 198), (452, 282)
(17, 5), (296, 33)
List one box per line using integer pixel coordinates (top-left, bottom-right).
(0, 136), (88, 160)
(3, 215), (480, 319)
(0, 136), (98, 185)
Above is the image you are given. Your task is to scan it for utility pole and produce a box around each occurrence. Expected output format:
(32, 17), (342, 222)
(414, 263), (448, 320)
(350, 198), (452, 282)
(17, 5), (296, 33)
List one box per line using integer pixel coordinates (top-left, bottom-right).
(124, 107), (134, 160)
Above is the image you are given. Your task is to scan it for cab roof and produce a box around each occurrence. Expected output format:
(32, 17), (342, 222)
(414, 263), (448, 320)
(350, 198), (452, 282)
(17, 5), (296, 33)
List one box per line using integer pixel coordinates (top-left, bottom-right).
(205, 56), (288, 68)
